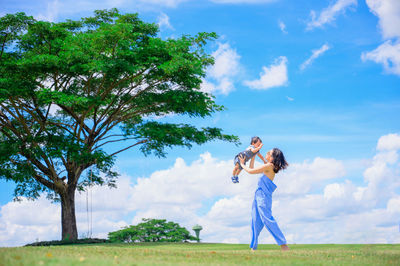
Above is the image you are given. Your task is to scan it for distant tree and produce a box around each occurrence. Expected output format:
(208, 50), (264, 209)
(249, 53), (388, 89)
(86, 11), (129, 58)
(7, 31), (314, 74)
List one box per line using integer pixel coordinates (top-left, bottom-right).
(108, 218), (197, 243)
(0, 9), (238, 241)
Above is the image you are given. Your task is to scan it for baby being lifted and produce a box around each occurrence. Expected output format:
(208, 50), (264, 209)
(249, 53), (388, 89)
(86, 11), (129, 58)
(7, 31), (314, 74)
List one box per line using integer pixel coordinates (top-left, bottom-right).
(231, 136), (267, 183)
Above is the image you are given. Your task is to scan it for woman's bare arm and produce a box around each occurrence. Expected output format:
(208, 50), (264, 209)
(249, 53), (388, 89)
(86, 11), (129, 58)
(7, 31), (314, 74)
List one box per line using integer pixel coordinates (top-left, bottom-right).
(239, 155), (268, 174)
(241, 163), (268, 174)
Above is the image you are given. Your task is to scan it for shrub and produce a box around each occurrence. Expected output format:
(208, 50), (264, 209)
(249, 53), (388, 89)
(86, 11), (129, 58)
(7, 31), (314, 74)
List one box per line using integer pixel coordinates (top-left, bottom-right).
(108, 218), (197, 243)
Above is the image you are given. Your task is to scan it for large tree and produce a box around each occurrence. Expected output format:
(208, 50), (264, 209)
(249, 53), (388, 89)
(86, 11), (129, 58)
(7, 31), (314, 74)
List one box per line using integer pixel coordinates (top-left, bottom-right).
(0, 9), (238, 241)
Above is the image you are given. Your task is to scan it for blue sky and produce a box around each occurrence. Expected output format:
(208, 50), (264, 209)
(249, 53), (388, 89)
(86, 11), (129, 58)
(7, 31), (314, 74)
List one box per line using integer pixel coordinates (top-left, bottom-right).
(1, 0), (400, 246)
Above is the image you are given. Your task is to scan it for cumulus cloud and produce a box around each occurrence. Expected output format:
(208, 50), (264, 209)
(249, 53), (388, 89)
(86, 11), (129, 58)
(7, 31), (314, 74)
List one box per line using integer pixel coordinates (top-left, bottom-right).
(0, 177), (133, 246)
(0, 197), (60, 247)
(377, 133), (400, 151)
(243, 56), (288, 90)
(157, 13), (174, 30)
(361, 40), (400, 75)
(365, 0), (400, 39)
(277, 157), (346, 196)
(272, 135), (400, 243)
(2, 133), (400, 246)
(306, 0), (357, 30)
(129, 153), (255, 222)
(300, 44), (330, 70)
(363, 0), (400, 76)
(201, 43), (241, 95)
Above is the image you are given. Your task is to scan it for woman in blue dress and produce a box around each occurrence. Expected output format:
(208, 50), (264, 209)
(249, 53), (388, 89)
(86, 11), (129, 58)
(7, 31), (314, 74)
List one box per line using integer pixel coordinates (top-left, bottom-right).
(239, 148), (289, 251)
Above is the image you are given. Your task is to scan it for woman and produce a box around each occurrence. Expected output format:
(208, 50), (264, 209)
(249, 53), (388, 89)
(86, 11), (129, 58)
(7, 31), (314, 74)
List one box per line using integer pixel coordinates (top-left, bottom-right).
(239, 148), (289, 251)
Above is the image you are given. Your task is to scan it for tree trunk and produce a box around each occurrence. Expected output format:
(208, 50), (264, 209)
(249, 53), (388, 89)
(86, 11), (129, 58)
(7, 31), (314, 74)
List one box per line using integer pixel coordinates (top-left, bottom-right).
(60, 188), (78, 241)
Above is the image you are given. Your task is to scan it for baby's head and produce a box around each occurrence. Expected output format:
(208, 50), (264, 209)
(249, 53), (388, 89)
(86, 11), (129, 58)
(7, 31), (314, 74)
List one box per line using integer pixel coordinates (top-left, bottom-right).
(250, 136), (262, 147)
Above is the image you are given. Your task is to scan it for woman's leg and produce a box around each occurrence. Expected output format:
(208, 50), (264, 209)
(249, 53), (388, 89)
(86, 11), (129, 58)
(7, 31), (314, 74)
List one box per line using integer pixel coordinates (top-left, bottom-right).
(250, 198), (264, 250)
(280, 244), (290, 251)
(254, 190), (287, 246)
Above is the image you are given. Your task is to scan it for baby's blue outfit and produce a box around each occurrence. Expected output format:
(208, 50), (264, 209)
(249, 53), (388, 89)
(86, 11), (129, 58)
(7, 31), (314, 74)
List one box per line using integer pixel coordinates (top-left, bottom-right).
(234, 145), (259, 170)
(250, 174), (287, 249)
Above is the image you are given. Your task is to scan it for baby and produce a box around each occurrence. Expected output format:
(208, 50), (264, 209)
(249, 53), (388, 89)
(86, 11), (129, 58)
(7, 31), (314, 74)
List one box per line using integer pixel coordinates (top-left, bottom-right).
(231, 136), (266, 183)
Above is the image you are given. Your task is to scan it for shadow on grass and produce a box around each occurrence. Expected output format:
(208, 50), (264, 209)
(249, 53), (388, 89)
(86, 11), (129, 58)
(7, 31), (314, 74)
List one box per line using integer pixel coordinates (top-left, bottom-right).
(25, 238), (109, 246)
(25, 239), (205, 247)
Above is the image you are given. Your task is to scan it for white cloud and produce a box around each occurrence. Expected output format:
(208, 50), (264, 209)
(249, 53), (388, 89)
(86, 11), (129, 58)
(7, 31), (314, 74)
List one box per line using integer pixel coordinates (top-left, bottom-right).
(278, 20), (287, 34)
(300, 44), (330, 70)
(276, 157), (346, 196)
(271, 133), (400, 243)
(358, 149), (400, 206)
(377, 133), (400, 151)
(243, 56), (288, 90)
(209, 44), (240, 79)
(361, 40), (400, 75)
(157, 13), (174, 30)
(0, 197), (60, 246)
(2, 133), (400, 246)
(365, 0), (400, 39)
(324, 183), (346, 200)
(387, 196), (400, 213)
(306, 0), (357, 30)
(201, 43), (241, 95)
(0, 176), (133, 247)
(362, 0), (400, 76)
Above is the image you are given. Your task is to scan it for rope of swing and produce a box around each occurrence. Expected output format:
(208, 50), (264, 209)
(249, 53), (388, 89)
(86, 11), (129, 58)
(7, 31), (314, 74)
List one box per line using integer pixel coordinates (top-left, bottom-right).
(86, 151), (94, 239)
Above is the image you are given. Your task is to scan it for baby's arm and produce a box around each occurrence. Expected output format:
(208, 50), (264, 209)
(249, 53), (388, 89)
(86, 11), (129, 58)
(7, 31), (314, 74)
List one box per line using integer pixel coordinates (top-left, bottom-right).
(249, 155), (255, 169)
(250, 143), (263, 153)
(257, 152), (267, 164)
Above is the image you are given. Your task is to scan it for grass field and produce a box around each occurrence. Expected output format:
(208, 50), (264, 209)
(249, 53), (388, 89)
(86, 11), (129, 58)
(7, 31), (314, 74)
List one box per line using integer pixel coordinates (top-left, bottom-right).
(1, 243), (399, 265)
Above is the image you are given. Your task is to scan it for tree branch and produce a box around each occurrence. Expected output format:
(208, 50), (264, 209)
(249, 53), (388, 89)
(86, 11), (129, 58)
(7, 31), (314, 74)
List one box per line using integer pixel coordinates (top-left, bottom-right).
(0, 32), (8, 60)
(96, 137), (139, 149)
(94, 76), (164, 139)
(98, 134), (126, 141)
(32, 173), (57, 191)
(109, 139), (147, 157)
(0, 109), (25, 142)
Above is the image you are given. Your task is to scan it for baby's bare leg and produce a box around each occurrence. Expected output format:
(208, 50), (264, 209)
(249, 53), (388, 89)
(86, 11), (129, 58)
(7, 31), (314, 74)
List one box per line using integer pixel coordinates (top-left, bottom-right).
(236, 169), (242, 176)
(232, 164), (240, 176)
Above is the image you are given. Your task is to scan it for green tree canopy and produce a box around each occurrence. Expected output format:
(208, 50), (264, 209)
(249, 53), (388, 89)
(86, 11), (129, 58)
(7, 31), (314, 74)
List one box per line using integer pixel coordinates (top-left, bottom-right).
(0, 9), (238, 241)
(108, 218), (197, 243)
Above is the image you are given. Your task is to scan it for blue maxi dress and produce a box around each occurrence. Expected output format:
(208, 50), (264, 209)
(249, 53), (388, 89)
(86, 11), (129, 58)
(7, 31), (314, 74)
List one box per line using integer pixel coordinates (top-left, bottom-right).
(250, 174), (287, 249)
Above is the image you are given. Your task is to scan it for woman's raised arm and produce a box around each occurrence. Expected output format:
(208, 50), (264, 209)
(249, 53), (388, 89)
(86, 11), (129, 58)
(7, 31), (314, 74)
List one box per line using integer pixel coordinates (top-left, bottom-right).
(239, 155), (268, 174)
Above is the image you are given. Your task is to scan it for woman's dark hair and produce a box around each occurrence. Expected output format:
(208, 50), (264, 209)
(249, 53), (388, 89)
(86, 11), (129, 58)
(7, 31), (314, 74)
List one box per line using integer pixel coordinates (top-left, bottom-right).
(251, 136), (261, 144)
(271, 148), (288, 173)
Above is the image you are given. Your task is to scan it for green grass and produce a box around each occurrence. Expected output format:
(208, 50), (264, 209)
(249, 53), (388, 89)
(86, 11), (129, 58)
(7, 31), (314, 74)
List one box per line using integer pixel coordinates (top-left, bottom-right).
(1, 243), (399, 265)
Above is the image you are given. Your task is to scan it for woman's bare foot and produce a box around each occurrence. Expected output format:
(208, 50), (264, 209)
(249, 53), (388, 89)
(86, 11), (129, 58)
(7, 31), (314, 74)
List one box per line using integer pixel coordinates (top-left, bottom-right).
(280, 244), (290, 251)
